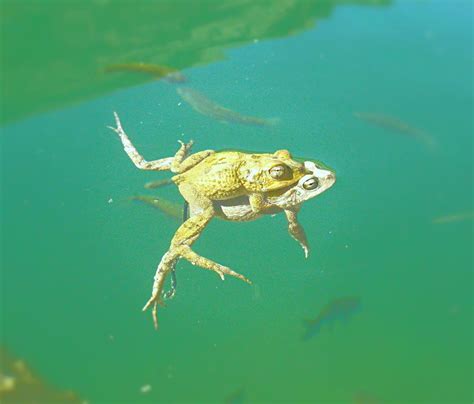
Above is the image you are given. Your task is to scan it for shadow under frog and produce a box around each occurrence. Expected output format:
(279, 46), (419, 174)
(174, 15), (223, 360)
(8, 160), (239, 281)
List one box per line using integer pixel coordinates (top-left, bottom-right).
(109, 112), (336, 328)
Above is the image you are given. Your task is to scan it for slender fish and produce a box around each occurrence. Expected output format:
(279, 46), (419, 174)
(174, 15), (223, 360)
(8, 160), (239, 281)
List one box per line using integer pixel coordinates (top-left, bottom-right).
(354, 111), (435, 148)
(177, 87), (279, 127)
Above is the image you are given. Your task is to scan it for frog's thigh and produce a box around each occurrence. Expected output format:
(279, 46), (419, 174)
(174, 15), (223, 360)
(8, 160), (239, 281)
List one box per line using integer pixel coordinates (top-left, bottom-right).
(285, 209), (310, 258)
(171, 183), (214, 246)
(171, 150), (215, 174)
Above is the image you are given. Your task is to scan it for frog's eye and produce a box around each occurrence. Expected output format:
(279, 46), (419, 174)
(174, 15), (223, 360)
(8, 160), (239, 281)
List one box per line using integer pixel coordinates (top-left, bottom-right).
(269, 164), (287, 179)
(303, 177), (319, 190)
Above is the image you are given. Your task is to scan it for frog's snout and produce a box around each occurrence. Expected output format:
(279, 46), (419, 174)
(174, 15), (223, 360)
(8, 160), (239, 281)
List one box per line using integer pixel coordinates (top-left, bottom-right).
(319, 169), (336, 191)
(326, 171), (336, 183)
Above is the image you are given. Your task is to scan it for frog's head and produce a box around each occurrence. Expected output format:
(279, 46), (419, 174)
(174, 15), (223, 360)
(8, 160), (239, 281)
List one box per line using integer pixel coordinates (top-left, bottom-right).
(263, 149), (310, 190)
(239, 149), (310, 192)
(269, 160), (336, 208)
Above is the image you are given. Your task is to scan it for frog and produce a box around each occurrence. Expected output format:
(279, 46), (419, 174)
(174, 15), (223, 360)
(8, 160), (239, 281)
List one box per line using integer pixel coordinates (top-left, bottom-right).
(109, 112), (334, 328)
(133, 160), (336, 301)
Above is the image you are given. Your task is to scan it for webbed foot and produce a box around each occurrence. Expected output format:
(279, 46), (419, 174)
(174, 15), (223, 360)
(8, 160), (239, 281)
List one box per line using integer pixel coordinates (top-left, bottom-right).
(177, 245), (252, 284)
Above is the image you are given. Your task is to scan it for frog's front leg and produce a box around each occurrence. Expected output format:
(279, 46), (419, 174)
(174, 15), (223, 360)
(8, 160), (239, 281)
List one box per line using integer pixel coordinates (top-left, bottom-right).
(285, 209), (310, 258)
(249, 193), (273, 214)
(171, 141), (215, 174)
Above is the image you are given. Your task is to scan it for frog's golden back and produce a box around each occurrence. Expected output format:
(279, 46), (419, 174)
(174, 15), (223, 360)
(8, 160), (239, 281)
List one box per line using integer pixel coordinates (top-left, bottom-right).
(172, 149), (308, 200)
(172, 151), (247, 200)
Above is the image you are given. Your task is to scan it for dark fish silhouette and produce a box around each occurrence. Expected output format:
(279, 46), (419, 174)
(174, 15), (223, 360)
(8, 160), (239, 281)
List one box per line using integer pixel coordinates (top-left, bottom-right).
(104, 62), (186, 83)
(303, 296), (361, 340)
(225, 388), (246, 404)
(354, 112), (435, 148)
(177, 87), (279, 127)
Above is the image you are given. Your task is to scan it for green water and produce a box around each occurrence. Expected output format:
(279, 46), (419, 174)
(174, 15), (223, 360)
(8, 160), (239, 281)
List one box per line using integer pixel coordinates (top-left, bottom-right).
(1, 1), (472, 403)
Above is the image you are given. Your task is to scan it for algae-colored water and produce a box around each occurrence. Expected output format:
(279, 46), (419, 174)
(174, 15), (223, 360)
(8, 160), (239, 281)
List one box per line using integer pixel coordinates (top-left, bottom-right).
(1, 1), (472, 402)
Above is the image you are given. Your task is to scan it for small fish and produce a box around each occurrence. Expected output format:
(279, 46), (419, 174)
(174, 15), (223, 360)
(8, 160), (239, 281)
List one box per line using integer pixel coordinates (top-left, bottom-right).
(303, 296), (361, 340)
(225, 388), (246, 404)
(131, 195), (183, 220)
(144, 178), (174, 189)
(177, 87), (279, 127)
(432, 211), (474, 224)
(104, 63), (186, 83)
(354, 111), (435, 148)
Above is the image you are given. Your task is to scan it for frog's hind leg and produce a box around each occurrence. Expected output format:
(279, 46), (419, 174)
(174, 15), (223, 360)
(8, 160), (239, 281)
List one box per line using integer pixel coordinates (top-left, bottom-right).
(143, 183), (251, 328)
(178, 244), (251, 284)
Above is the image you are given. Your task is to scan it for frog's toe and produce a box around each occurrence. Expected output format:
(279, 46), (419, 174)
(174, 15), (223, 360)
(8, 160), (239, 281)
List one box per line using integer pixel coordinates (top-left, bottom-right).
(143, 296), (165, 310)
(143, 296), (166, 330)
(177, 139), (194, 152)
(220, 266), (252, 285)
(214, 268), (225, 281)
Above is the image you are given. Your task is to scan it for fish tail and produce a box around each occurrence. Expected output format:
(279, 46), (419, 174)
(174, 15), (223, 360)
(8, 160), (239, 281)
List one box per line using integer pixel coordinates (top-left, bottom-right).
(302, 319), (320, 340)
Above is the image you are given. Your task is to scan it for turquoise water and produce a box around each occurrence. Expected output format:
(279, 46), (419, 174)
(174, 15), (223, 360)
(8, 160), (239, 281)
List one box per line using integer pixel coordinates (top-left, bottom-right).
(1, 1), (472, 402)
